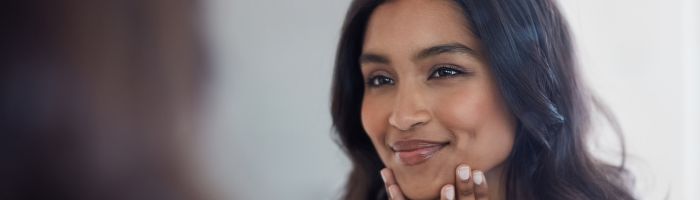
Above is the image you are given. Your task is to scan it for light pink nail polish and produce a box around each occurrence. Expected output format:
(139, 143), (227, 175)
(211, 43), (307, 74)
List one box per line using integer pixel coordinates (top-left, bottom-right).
(473, 171), (484, 185)
(445, 185), (455, 200)
(380, 171), (387, 183)
(457, 165), (470, 181)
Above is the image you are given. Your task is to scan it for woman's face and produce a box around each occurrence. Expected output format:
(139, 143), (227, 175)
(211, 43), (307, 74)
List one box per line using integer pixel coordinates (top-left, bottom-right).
(359, 0), (516, 199)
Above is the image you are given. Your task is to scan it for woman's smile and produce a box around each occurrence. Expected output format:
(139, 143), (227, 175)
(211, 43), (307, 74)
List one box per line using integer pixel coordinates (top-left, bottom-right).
(358, 1), (516, 198)
(390, 139), (449, 166)
(333, 0), (637, 198)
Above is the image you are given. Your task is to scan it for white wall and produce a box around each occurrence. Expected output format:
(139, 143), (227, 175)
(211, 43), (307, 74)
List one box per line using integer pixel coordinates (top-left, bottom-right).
(199, 0), (699, 199)
(198, 1), (352, 199)
(559, 0), (700, 198)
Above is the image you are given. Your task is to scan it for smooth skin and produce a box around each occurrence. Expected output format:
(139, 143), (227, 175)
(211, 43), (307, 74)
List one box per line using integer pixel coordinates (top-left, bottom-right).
(360, 0), (516, 199)
(381, 165), (489, 200)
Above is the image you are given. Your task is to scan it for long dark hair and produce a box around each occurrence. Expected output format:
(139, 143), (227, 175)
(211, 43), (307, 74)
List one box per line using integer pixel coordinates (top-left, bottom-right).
(331, 0), (635, 199)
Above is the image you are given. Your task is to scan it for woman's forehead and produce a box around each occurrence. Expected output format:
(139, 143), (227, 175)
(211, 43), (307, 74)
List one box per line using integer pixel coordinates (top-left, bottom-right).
(362, 0), (480, 59)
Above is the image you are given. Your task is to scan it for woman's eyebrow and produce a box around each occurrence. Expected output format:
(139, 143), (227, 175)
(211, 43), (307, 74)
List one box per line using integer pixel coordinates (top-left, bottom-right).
(359, 53), (390, 65)
(414, 42), (477, 61)
(359, 42), (476, 66)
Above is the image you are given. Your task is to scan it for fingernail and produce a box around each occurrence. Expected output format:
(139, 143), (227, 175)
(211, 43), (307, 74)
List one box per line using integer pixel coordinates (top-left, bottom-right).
(445, 185), (455, 200)
(473, 171), (484, 185)
(457, 165), (470, 181)
(380, 170), (387, 183)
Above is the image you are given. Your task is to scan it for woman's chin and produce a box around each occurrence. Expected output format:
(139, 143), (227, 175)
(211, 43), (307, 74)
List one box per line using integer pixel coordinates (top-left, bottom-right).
(395, 173), (450, 200)
(400, 183), (441, 200)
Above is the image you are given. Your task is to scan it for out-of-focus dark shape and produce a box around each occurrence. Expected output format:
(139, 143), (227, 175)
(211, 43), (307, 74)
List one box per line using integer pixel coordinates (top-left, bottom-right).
(0, 0), (208, 199)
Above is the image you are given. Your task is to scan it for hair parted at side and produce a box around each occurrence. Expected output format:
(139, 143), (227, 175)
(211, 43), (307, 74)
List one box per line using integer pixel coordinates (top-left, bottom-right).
(331, 0), (635, 199)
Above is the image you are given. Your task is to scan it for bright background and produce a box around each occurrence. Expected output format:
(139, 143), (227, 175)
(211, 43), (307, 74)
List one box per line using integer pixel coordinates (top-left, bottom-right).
(198, 0), (700, 199)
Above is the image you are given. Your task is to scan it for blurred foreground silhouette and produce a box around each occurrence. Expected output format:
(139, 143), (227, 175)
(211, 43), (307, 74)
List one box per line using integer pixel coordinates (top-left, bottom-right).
(1, 0), (208, 199)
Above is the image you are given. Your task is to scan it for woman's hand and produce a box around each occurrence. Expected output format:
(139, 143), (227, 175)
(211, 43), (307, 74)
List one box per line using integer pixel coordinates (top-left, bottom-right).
(380, 164), (489, 200)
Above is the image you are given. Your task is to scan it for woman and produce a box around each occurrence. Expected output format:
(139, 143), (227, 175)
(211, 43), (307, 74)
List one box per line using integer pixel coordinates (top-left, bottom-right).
(331, 0), (635, 199)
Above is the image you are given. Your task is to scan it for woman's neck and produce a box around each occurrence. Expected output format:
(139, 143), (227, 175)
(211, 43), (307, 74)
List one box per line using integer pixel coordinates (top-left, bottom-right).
(485, 164), (507, 200)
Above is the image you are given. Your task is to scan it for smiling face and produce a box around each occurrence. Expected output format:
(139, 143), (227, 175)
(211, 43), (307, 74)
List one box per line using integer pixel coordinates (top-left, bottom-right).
(359, 0), (516, 199)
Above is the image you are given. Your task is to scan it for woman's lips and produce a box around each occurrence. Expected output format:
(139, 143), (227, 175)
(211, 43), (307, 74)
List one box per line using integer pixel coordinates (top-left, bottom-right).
(391, 140), (448, 166)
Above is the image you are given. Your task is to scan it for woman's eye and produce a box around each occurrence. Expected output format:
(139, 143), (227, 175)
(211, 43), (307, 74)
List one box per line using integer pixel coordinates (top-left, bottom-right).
(366, 75), (395, 87)
(429, 66), (464, 79)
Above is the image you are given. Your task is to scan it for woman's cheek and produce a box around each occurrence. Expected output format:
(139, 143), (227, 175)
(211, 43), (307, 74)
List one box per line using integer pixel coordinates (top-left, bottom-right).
(434, 88), (482, 136)
(435, 84), (515, 170)
(361, 97), (391, 157)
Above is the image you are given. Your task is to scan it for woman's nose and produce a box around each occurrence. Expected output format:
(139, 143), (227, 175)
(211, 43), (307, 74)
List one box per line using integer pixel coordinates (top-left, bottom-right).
(388, 87), (431, 131)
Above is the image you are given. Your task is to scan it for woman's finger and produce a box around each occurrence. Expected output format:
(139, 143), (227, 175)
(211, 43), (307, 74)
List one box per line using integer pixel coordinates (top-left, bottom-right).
(381, 168), (406, 200)
(440, 184), (456, 200)
(454, 164), (476, 199)
(380, 168), (396, 186)
(472, 170), (489, 200)
(387, 184), (406, 200)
